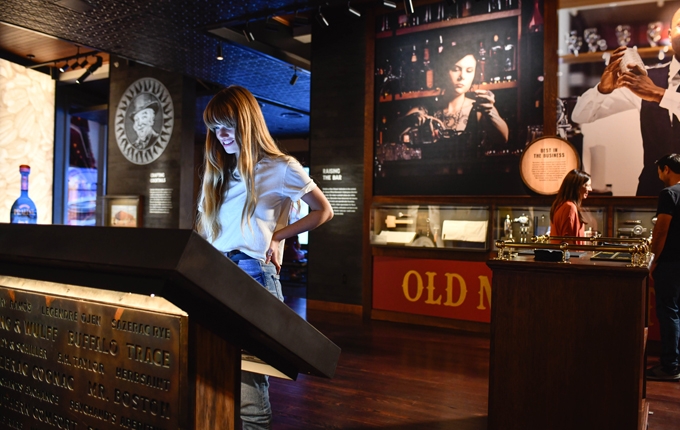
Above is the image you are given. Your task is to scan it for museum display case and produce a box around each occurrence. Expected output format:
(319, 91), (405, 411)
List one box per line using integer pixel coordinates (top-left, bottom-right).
(370, 203), (490, 250)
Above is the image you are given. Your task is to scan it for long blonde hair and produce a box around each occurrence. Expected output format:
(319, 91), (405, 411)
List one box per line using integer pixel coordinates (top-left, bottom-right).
(197, 86), (288, 240)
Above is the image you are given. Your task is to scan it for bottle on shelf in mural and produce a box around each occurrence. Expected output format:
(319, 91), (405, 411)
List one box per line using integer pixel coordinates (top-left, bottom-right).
(10, 165), (37, 224)
(423, 39), (434, 90)
(489, 34), (504, 83)
(477, 40), (487, 84)
(503, 32), (517, 80)
(461, 0), (472, 17)
(528, 0), (543, 33)
(407, 44), (419, 92)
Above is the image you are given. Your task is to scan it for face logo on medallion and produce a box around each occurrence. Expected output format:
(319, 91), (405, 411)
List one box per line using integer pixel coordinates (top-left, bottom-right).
(115, 78), (174, 165)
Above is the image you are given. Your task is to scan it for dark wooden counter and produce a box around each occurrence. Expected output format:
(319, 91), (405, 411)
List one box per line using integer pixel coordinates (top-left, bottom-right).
(486, 254), (649, 430)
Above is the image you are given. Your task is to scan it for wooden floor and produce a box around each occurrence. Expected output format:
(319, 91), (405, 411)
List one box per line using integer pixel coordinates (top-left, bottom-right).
(269, 298), (680, 429)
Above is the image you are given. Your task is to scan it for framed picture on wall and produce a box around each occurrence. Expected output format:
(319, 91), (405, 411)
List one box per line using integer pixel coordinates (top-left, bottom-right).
(100, 195), (143, 227)
(373, 0), (545, 196)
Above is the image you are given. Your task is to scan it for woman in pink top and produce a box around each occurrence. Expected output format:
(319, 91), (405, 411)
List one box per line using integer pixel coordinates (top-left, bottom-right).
(550, 169), (592, 237)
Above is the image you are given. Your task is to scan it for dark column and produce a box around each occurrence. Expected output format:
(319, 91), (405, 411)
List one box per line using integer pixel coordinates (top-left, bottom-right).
(307, 12), (367, 305)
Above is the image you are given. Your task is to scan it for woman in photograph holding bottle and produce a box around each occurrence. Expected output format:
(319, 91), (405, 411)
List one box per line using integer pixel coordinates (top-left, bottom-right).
(397, 44), (509, 146)
(434, 44), (509, 144)
(550, 169), (592, 237)
(196, 85), (334, 429)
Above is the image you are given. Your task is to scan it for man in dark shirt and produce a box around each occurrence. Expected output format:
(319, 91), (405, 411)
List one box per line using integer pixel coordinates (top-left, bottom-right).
(647, 153), (680, 380)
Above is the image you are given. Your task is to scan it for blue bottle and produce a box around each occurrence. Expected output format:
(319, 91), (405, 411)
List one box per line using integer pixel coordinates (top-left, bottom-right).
(10, 165), (37, 224)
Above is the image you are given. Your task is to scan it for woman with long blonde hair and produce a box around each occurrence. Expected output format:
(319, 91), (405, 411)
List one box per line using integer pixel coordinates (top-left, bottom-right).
(197, 85), (333, 429)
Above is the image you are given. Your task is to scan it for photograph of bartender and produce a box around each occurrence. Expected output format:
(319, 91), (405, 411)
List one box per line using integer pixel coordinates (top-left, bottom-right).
(396, 44), (509, 145)
(196, 85), (334, 428)
(549, 169), (592, 237)
(571, 6), (680, 196)
(647, 153), (680, 381)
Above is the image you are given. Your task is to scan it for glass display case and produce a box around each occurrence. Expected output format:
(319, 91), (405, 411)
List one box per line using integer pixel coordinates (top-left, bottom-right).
(370, 204), (490, 250)
(494, 205), (607, 245)
(614, 207), (657, 240)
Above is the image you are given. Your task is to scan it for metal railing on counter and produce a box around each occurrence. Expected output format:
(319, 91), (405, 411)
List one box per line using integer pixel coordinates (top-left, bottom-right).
(494, 234), (651, 267)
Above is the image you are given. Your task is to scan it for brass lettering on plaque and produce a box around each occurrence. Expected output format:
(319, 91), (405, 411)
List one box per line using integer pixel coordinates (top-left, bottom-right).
(0, 283), (186, 429)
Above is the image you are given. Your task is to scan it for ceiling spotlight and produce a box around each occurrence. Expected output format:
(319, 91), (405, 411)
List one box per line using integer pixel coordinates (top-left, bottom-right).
(69, 59), (80, 70)
(290, 67), (299, 85)
(317, 7), (329, 26)
(243, 23), (255, 42)
(76, 56), (102, 84)
(59, 62), (70, 73)
(79, 58), (89, 69)
(405, 0), (414, 14)
(383, 0), (397, 8)
(216, 44), (224, 61)
(348, 2), (361, 17)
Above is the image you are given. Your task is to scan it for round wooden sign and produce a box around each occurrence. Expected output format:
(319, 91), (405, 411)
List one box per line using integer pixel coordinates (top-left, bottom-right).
(519, 136), (581, 195)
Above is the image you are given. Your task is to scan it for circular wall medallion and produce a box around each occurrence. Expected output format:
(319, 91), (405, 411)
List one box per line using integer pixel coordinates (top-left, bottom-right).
(115, 77), (174, 165)
(520, 136), (581, 195)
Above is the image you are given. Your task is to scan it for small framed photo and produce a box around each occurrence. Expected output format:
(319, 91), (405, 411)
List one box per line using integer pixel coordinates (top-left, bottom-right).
(100, 195), (143, 227)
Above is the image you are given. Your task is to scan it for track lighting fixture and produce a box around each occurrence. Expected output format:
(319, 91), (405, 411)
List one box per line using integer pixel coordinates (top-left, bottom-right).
(405, 0), (414, 14)
(58, 62), (69, 73)
(76, 56), (102, 84)
(383, 0), (397, 8)
(348, 2), (361, 17)
(243, 23), (255, 42)
(317, 7), (329, 27)
(216, 44), (224, 61)
(290, 67), (298, 86)
(79, 58), (89, 69)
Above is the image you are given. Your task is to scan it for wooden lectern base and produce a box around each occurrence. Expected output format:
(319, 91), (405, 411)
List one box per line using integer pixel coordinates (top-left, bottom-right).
(191, 321), (240, 429)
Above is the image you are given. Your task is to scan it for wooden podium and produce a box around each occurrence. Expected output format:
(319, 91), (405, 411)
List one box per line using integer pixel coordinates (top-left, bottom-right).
(0, 224), (340, 429)
(486, 255), (649, 430)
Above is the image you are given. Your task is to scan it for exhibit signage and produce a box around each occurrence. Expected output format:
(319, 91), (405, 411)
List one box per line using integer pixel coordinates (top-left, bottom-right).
(373, 256), (493, 323)
(519, 136), (580, 195)
(0, 277), (187, 429)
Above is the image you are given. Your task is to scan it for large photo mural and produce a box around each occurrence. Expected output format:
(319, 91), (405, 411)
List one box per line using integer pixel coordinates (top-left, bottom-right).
(374, 0), (545, 195)
(559, 0), (680, 197)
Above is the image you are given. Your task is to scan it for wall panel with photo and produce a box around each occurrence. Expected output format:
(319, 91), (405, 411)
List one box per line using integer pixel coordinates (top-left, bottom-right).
(558, 0), (680, 197)
(374, 0), (545, 196)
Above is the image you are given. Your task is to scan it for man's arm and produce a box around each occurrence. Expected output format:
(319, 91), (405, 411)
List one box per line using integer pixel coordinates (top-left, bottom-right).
(650, 213), (672, 275)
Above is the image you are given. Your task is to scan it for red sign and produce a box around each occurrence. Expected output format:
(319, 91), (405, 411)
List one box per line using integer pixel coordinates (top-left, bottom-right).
(373, 256), (493, 323)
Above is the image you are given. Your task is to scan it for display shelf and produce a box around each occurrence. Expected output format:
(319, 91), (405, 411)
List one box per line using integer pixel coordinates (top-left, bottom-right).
(371, 203), (490, 251)
(379, 80), (518, 102)
(559, 46), (673, 65)
(395, 9), (522, 36)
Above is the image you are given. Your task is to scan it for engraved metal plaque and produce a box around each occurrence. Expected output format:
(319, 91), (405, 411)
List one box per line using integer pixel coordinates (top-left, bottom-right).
(0, 277), (187, 430)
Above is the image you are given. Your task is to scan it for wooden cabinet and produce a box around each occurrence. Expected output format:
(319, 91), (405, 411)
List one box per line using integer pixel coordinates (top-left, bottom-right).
(487, 255), (649, 430)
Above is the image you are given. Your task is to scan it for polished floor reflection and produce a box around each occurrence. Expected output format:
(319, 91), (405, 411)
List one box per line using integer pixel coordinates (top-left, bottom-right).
(271, 298), (680, 429)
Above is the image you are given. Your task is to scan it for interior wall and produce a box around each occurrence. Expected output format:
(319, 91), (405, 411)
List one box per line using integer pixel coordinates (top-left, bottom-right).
(0, 58), (54, 224)
(307, 12), (367, 305)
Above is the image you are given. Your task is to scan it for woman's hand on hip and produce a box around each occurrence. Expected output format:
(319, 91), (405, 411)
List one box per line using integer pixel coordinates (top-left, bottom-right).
(266, 238), (281, 274)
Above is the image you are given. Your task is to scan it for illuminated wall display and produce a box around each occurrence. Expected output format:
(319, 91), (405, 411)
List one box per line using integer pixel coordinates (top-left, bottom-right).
(0, 59), (55, 224)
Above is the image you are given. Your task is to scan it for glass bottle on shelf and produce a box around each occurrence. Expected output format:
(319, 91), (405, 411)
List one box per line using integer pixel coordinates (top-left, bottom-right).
(503, 214), (513, 239)
(461, 0), (472, 17)
(407, 45), (419, 92)
(528, 0), (543, 33)
(423, 39), (434, 90)
(503, 32), (516, 81)
(477, 40), (487, 84)
(489, 34), (503, 84)
(10, 165), (37, 224)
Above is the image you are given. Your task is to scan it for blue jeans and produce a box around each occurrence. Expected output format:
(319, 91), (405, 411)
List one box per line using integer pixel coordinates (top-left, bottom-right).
(228, 252), (283, 430)
(654, 262), (680, 371)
